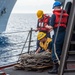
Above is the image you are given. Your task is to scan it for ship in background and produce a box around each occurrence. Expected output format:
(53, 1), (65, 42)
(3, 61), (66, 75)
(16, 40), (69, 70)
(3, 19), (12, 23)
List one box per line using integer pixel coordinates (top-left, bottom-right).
(0, 0), (16, 33)
(0, 0), (75, 75)
(0, 0), (17, 48)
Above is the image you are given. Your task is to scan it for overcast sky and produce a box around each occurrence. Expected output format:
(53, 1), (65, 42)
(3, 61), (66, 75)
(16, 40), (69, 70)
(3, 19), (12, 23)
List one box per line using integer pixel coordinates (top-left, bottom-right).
(12, 0), (55, 13)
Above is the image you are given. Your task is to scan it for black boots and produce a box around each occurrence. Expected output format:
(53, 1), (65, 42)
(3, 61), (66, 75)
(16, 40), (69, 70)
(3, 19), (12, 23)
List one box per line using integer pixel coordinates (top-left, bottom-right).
(48, 63), (59, 74)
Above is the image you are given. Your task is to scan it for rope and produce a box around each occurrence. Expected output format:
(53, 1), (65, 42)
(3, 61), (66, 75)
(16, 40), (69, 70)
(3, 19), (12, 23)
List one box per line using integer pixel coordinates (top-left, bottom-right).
(0, 30), (32, 34)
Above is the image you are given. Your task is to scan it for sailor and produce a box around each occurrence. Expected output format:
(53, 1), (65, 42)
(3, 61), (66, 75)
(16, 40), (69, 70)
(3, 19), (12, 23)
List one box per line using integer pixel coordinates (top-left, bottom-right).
(35, 32), (52, 53)
(46, 1), (68, 74)
(35, 10), (51, 51)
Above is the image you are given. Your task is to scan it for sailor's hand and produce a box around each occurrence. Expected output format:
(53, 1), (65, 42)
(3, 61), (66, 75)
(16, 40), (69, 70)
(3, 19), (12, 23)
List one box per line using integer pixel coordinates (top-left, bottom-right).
(35, 51), (38, 54)
(45, 25), (53, 29)
(45, 25), (53, 32)
(46, 49), (49, 52)
(49, 28), (53, 32)
(34, 29), (38, 32)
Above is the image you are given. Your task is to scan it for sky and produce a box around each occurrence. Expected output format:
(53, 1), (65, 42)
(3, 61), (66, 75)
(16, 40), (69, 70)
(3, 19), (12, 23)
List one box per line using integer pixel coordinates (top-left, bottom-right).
(12, 0), (55, 13)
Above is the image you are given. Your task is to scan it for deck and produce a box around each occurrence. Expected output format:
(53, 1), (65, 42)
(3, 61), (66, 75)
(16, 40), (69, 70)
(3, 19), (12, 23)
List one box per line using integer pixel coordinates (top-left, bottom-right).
(1, 67), (75, 75)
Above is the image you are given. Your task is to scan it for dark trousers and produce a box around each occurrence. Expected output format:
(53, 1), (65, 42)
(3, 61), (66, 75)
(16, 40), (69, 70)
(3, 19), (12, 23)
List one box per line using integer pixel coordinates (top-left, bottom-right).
(51, 31), (65, 63)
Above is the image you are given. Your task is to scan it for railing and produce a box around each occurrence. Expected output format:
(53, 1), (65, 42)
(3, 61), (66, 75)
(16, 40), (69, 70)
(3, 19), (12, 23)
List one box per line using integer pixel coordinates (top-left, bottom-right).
(0, 28), (37, 69)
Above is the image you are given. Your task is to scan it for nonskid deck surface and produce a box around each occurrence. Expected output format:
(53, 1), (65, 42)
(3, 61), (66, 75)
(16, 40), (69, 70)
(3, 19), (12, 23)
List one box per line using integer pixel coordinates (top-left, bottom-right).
(2, 67), (75, 75)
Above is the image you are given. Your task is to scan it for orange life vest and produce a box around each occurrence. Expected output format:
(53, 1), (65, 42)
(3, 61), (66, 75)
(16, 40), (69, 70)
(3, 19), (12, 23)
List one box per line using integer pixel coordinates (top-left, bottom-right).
(38, 14), (50, 32)
(53, 9), (68, 28)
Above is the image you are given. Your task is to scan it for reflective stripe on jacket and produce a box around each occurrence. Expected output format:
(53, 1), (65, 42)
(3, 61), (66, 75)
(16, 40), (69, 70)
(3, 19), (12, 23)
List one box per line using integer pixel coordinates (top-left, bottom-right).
(40, 38), (52, 50)
(37, 14), (50, 32)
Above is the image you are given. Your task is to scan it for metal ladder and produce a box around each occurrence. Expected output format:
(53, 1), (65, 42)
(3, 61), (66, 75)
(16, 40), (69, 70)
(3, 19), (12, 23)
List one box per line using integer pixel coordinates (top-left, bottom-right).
(58, 0), (75, 75)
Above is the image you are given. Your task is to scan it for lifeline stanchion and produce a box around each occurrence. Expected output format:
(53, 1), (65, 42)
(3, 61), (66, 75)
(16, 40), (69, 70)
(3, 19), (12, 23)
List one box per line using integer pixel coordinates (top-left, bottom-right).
(17, 31), (30, 63)
(28, 28), (32, 53)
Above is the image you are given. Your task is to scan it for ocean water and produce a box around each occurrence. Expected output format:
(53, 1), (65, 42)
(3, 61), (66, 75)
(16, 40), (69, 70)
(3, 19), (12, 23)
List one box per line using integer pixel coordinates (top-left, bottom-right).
(0, 13), (38, 66)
